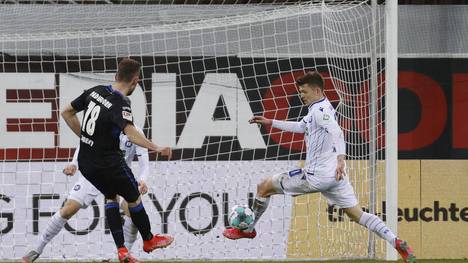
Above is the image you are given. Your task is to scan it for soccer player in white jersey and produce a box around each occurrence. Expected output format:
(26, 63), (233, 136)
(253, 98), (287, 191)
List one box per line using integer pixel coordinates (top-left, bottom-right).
(23, 125), (150, 263)
(223, 71), (416, 263)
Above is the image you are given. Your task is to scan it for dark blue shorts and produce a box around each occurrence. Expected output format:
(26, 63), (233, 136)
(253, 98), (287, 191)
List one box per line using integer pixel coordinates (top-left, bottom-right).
(79, 161), (140, 202)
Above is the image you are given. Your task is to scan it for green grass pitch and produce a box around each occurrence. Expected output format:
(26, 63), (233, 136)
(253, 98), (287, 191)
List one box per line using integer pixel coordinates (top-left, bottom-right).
(3, 260), (465, 263)
(138, 260), (461, 263)
(128, 261), (463, 263)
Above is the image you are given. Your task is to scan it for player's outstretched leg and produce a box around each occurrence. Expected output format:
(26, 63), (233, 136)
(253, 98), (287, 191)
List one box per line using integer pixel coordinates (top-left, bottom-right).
(223, 176), (280, 240)
(22, 199), (81, 262)
(344, 206), (416, 263)
(127, 197), (173, 252)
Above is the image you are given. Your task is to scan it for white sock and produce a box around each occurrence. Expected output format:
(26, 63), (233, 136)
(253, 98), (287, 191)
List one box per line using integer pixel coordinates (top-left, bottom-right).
(247, 196), (270, 232)
(35, 211), (68, 254)
(358, 212), (396, 247)
(123, 216), (138, 250)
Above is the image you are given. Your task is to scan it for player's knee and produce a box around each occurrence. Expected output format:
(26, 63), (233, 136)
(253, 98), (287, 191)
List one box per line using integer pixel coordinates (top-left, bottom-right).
(60, 200), (81, 219)
(120, 200), (131, 217)
(257, 178), (274, 198)
(343, 206), (362, 222)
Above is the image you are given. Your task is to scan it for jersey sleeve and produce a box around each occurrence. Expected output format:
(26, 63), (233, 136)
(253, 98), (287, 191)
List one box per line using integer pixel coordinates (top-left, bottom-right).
(136, 146), (150, 182)
(111, 97), (134, 130)
(271, 119), (306, 133)
(313, 107), (346, 156)
(71, 144), (80, 167)
(70, 89), (89, 112)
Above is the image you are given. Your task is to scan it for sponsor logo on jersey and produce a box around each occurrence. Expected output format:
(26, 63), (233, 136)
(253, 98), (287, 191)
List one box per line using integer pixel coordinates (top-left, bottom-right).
(122, 111), (133, 121)
(323, 114), (330, 120)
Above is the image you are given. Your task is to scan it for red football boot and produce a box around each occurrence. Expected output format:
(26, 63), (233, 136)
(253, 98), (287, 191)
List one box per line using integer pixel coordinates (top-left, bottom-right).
(143, 234), (174, 253)
(223, 228), (257, 240)
(395, 238), (416, 263)
(117, 247), (139, 263)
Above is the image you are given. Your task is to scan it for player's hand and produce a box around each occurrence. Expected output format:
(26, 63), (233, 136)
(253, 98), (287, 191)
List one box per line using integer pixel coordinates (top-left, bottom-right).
(335, 157), (346, 181)
(138, 180), (148, 195)
(156, 146), (172, 160)
(248, 116), (272, 126)
(63, 164), (77, 176)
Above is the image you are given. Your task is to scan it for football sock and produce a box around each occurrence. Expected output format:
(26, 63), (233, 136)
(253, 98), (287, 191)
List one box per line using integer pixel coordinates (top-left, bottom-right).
(35, 211), (68, 254)
(129, 202), (153, 241)
(105, 202), (125, 248)
(247, 196), (270, 232)
(359, 212), (396, 247)
(123, 215), (138, 250)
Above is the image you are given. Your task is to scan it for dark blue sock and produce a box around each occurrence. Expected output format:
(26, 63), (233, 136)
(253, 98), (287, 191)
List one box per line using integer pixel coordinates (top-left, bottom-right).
(105, 202), (125, 248)
(129, 202), (153, 241)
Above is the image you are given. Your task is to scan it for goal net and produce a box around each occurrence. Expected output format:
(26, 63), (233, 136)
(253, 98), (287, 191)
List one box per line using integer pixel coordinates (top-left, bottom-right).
(0, 0), (394, 261)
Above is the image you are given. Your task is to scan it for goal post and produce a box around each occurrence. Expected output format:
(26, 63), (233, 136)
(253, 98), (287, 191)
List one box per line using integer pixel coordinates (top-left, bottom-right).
(385, 0), (398, 260)
(0, 1), (397, 261)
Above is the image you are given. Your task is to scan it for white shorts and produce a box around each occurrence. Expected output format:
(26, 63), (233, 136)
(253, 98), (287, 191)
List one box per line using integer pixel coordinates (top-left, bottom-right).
(68, 176), (101, 208)
(272, 169), (358, 208)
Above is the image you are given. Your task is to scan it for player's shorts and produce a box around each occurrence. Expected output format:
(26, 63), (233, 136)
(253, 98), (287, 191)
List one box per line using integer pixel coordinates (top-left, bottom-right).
(271, 169), (358, 208)
(79, 162), (140, 203)
(67, 175), (100, 208)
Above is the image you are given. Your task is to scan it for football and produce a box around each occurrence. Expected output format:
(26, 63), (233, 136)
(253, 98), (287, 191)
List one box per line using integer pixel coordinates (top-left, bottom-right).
(228, 205), (255, 230)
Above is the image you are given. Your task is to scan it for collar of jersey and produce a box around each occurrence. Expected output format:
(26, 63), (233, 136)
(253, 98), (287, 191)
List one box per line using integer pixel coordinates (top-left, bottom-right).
(307, 96), (326, 110)
(106, 85), (124, 97)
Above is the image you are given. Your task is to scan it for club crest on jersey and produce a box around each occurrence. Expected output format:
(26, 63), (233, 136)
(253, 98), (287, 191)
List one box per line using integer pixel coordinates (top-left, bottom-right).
(73, 184), (81, 191)
(323, 113), (330, 120)
(125, 140), (133, 147)
(122, 110), (133, 121)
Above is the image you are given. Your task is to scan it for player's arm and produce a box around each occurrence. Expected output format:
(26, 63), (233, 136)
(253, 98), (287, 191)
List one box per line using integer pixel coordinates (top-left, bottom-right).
(114, 98), (172, 159)
(61, 89), (89, 137)
(123, 124), (172, 159)
(61, 104), (81, 137)
(313, 109), (346, 180)
(63, 144), (79, 176)
(249, 116), (305, 133)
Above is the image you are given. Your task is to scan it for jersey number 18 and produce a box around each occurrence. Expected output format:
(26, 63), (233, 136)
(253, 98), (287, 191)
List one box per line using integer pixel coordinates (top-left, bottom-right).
(82, 101), (101, 136)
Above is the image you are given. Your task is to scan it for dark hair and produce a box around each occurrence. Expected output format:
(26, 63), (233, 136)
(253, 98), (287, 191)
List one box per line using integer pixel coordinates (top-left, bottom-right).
(116, 58), (141, 83)
(296, 71), (324, 91)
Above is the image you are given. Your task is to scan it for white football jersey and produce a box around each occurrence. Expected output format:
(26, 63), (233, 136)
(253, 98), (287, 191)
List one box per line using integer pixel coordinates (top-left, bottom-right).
(119, 126), (150, 181)
(301, 97), (345, 177)
(272, 97), (345, 178)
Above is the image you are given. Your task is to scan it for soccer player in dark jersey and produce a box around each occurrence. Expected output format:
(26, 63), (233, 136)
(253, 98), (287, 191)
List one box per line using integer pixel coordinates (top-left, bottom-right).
(61, 58), (173, 263)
